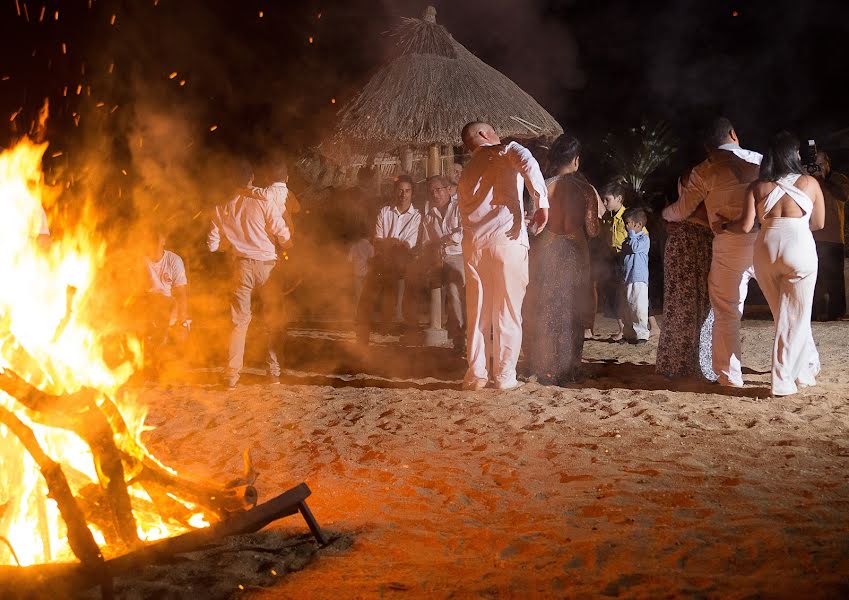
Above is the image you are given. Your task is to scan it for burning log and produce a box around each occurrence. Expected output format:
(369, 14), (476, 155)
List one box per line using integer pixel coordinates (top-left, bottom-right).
(0, 483), (324, 599)
(0, 406), (113, 597)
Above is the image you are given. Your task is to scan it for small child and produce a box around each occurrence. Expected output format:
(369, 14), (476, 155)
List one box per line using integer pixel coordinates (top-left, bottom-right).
(620, 207), (650, 343)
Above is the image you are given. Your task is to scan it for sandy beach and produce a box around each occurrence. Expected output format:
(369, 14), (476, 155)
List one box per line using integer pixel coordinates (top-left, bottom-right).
(117, 316), (849, 599)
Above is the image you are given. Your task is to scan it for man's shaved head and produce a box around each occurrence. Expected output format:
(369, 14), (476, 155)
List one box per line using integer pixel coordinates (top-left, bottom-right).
(461, 121), (499, 150)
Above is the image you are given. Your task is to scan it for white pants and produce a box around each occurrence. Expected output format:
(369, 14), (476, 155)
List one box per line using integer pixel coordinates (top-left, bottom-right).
(754, 219), (820, 395)
(463, 242), (529, 386)
(709, 232), (757, 386)
(623, 282), (649, 340)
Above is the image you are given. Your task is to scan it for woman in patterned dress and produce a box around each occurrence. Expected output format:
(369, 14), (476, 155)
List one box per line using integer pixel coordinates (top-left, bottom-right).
(656, 172), (717, 380)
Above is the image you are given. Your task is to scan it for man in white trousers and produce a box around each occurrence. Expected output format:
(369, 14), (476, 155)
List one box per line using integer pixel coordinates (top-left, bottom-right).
(457, 122), (549, 391)
(662, 117), (761, 387)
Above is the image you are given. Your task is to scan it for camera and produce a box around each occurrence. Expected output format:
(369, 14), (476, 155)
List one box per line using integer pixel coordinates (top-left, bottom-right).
(800, 139), (821, 175)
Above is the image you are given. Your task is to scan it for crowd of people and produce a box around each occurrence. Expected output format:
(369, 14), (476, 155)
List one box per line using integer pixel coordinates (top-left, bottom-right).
(135, 116), (847, 397)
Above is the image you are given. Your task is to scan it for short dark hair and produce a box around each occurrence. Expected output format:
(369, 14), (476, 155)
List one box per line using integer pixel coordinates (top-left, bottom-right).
(394, 174), (414, 188)
(461, 121), (489, 143)
(600, 180), (627, 199)
(273, 160), (288, 182)
(702, 116), (735, 149)
(759, 131), (804, 182)
(427, 175), (449, 186)
(548, 133), (581, 172)
(622, 207), (647, 226)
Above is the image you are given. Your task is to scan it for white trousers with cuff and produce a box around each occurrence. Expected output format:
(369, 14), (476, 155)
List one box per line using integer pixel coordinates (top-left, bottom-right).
(463, 242), (529, 387)
(709, 232), (757, 386)
(623, 281), (649, 340)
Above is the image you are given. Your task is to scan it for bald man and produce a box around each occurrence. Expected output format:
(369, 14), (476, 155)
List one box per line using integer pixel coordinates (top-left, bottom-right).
(457, 122), (549, 391)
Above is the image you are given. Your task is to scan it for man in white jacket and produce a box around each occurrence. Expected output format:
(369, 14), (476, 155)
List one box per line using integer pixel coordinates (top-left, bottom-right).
(457, 122), (549, 391)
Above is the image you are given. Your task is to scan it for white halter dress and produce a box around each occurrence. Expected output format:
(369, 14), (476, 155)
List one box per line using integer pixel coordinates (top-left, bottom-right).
(753, 174), (820, 396)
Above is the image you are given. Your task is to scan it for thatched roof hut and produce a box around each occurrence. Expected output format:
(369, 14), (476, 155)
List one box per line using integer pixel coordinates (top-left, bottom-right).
(320, 6), (563, 172)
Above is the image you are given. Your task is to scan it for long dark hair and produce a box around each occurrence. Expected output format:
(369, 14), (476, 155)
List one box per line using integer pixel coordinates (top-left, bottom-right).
(759, 131), (804, 182)
(548, 133), (581, 175)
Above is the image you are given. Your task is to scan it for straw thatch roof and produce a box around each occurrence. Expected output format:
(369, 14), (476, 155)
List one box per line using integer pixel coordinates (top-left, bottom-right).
(321, 6), (563, 163)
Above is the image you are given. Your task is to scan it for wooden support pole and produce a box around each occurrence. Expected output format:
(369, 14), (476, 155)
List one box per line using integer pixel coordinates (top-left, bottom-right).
(427, 143), (440, 178)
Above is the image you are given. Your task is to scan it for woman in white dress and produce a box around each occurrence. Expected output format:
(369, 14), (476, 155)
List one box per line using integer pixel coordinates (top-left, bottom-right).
(716, 132), (825, 396)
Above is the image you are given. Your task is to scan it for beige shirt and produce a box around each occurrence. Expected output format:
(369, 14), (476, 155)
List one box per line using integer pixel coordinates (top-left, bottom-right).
(207, 195), (290, 261)
(457, 141), (549, 250)
(663, 144), (762, 227)
(421, 199), (463, 256)
(375, 204), (422, 249)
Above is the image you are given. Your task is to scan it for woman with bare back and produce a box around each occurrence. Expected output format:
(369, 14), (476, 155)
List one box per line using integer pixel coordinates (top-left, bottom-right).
(524, 133), (600, 384)
(716, 131), (825, 396)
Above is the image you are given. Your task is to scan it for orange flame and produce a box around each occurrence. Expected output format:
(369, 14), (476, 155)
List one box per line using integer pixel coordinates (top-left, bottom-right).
(0, 139), (209, 566)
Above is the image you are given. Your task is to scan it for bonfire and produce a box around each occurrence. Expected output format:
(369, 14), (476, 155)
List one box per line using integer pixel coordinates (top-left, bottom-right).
(0, 139), (322, 598)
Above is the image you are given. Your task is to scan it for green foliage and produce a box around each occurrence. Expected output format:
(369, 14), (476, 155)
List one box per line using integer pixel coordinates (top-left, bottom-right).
(602, 120), (677, 198)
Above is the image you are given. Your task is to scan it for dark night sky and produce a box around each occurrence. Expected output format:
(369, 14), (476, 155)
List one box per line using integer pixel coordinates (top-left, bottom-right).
(1, 0), (848, 176)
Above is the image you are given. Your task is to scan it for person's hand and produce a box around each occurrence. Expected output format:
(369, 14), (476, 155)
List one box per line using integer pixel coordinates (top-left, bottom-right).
(506, 214), (522, 240)
(711, 218), (730, 235)
(530, 207), (549, 236)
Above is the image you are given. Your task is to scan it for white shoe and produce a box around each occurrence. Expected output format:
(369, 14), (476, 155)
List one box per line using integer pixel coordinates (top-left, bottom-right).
(495, 380), (525, 391)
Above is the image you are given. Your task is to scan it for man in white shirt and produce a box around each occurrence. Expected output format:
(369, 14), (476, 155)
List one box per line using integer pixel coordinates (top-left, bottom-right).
(421, 175), (465, 351)
(207, 162), (291, 388)
(457, 122), (549, 391)
(356, 175), (422, 344)
(142, 230), (190, 367)
(448, 162), (463, 199)
(662, 117), (761, 387)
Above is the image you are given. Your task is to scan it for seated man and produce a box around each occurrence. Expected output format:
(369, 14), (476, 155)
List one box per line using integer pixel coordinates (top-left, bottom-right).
(356, 175), (421, 344)
(420, 175), (465, 351)
(142, 230), (190, 368)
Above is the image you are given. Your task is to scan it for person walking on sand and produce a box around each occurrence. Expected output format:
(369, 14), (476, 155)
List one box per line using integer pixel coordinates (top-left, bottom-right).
(207, 161), (291, 389)
(716, 131), (824, 396)
(662, 116), (761, 388)
(457, 121), (549, 391)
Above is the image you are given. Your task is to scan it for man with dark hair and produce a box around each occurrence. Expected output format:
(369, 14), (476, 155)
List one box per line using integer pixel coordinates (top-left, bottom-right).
(457, 121), (548, 390)
(208, 162), (291, 388)
(662, 117), (761, 388)
(811, 151), (848, 320)
(243, 159), (300, 235)
(356, 174), (422, 344)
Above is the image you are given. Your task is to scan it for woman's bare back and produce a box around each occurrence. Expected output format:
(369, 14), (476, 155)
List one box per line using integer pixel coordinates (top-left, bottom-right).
(753, 175), (817, 218)
(546, 174), (600, 237)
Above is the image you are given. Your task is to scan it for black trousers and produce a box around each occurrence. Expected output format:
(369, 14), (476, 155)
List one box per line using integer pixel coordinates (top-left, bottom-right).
(813, 241), (846, 321)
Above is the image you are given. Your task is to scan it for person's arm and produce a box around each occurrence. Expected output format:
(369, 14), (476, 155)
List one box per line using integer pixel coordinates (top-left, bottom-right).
(374, 209), (386, 240)
(264, 202), (291, 247)
(809, 177), (826, 231)
(716, 184), (757, 234)
(207, 212), (221, 252)
(173, 284), (189, 322)
(585, 187), (601, 238)
(283, 210), (295, 237)
(505, 143), (549, 235)
(663, 167), (707, 222)
(628, 230), (650, 254)
(243, 183), (285, 205)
